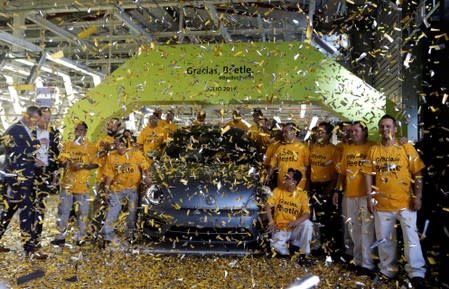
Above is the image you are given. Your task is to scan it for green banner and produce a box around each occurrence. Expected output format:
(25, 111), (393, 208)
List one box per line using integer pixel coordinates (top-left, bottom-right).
(64, 41), (385, 141)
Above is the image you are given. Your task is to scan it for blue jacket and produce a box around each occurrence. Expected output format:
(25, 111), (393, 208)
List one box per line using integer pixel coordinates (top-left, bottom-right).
(2, 121), (40, 183)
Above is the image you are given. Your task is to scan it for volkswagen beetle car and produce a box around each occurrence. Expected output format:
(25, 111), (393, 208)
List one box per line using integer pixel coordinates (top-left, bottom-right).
(139, 125), (267, 248)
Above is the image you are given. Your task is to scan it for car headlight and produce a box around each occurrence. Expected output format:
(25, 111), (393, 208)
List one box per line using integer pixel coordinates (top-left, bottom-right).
(259, 186), (272, 197)
(256, 185), (272, 204)
(143, 184), (164, 205)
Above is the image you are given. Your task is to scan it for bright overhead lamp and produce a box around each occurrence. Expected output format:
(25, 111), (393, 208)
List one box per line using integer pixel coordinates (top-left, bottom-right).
(14, 58), (74, 99)
(47, 53), (103, 86)
(3, 64), (30, 76)
(299, 103), (307, 119)
(3, 75), (22, 114)
(304, 116), (319, 141)
(0, 31), (104, 85)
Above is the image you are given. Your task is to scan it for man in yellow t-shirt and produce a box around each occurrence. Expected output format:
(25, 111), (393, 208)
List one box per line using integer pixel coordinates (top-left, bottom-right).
(308, 121), (341, 257)
(102, 135), (151, 243)
(224, 110), (249, 130)
(262, 127), (282, 188)
(137, 114), (166, 160)
(248, 109), (271, 153)
(91, 118), (122, 239)
(51, 122), (98, 246)
(335, 121), (353, 153)
(96, 118), (122, 184)
(163, 110), (177, 138)
(333, 121), (375, 275)
(265, 168), (313, 259)
(192, 110), (206, 126)
(364, 114), (426, 287)
(268, 123), (309, 190)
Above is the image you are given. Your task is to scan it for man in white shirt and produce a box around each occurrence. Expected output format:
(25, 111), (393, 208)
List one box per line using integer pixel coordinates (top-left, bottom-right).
(34, 107), (60, 245)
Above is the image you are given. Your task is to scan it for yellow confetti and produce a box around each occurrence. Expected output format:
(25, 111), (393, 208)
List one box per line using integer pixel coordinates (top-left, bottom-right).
(78, 26), (97, 39)
(49, 50), (64, 59)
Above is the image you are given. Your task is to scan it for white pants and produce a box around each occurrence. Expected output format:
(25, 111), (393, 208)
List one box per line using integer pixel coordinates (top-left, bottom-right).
(55, 191), (90, 241)
(342, 196), (375, 269)
(374, 209), (426, 278)
(270, 220), (313, 255)
(103, 189), (138, 241)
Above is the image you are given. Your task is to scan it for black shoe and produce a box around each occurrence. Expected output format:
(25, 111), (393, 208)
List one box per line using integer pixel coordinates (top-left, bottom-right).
(296, 255), (315, 266)
(289, 245), (300, 255)
(76, 240), (86, 246)
(337, 253), (353, 264)
(50, 238), (65, 246)
(310, 247), (325, 257)
(0, 245), (10, 253)
(99, 240), (111, 249)
(26, 248), (48, 260)
(410, 277), (426, 289)
(356, 266), (374, 277)
(373, 272), (395, 283)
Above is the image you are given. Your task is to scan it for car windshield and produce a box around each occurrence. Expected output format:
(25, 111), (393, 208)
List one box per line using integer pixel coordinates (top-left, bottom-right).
(165, 126), (258, 164)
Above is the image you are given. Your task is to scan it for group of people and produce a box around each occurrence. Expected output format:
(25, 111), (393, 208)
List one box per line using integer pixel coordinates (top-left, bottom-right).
(262, 115), (426, 288)
(0, 106), (173, 258)
(0, 105), (427, 287)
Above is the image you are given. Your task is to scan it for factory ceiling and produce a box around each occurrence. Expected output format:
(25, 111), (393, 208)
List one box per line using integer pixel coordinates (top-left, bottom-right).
(0, 0), (354, 127)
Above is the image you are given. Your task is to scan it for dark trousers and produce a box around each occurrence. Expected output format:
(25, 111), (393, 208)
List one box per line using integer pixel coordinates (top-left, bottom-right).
(33, 167), (52, 243)
(309, 181), (344, 257)
(0, 179), (38, 252)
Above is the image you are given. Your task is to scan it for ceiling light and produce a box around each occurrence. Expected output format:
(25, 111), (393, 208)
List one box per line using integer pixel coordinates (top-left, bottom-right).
(3, 75), (22, 114)
(304, 116), (319, 141)
(2, 64), (30, 76)
(299, 103), (307, 118)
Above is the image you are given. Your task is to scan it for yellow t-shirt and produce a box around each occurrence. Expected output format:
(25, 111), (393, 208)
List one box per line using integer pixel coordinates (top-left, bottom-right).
(59, 141), (97, 194)
(267, 187), (310, 230)
(103, 148), (150, 192)
(270, 142), (310, 189)
(95, 134), (114, 182)
(137, 125), (166, 157)
(163, 122), (177, 137)
(224, 119), (248, 130)
(309, 143), (340, 183)
(365, 142), (425, 211)
(248, 124), (271, 152)
(337, 142), (373, 198)
(263, 141), (281, 167)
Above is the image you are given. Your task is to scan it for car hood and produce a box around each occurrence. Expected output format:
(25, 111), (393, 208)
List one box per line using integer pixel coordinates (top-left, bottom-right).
(152, 161), (260, 210)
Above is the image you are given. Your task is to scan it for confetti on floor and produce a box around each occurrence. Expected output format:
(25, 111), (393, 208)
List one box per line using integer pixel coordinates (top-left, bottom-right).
(0, 195), (440, 288)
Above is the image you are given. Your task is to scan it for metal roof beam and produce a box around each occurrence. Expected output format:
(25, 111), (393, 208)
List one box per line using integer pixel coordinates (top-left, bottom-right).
(26, 53), (46, 84)
(0, 31), (104, 79)
(27, 14), (97, 52)
(24, 26), (305, 44)
(312, 33), (338, 55)
(204, 3), (232, 42)
(114, 6), (153, 42)
(0, 30), (42, 53)
(1, 1), (276, 14)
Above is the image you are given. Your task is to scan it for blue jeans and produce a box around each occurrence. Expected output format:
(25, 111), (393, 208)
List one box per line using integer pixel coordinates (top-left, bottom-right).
(55, 191), (90, 241)
(102, 189), (138, 241)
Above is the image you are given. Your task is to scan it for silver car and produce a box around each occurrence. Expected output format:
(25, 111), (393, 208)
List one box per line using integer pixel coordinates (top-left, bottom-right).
(139, 125), (266, 248)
